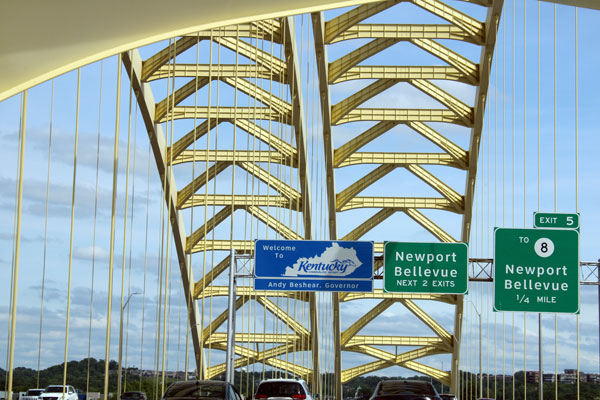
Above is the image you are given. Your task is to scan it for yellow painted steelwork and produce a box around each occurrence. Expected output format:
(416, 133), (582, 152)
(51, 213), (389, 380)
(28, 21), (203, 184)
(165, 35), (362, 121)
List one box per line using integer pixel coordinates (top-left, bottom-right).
(172, 150), (298, 167)
(122, 49), (207, 378)
(345, 336), (445, 346)
(207, 343), (312, 379)
(197, 286), (310, 300)
(341, 290), (457, 303)
(123, 16), (320, 385)
(205, 333), (301, 345)
(312, 0), (503, 395)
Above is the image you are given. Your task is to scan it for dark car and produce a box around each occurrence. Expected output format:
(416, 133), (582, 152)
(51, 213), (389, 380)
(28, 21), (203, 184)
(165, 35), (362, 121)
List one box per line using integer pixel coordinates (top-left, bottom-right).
(369, 380), (442, 400)
(121, 392), (147, 400)
(162, 380), (244, 400)
(439, 395), (457, 400)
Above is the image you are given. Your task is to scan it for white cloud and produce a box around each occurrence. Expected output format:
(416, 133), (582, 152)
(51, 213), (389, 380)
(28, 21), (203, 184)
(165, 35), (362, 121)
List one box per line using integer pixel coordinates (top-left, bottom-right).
(74, 246), (110, 261)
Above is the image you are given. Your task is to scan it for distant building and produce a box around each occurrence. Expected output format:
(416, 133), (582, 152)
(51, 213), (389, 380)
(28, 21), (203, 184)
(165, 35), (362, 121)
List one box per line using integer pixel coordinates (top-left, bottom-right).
(566, 369), (577, 378)
(586, 373), (600, 383)
(491, 375), (513, 382)
(565, 369), (577, 375)
(559, 373), (576, 384)
(526, 371), (540, 383)
(543, 373), (555, 383)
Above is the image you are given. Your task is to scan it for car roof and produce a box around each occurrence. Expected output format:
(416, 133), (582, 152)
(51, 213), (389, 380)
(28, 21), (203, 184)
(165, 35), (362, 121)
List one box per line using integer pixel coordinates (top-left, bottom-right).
(375, 380), (436, 394)
(377, 380), (432, 387)
(163, 380), (228, 392)
(163, 380), (230, 398)
(259, 379), (306, 383)
(167, 380), (226, 386)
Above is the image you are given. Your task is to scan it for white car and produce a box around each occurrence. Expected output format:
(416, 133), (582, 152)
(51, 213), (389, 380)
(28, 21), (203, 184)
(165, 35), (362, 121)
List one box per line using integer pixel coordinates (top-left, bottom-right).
(23, 389), (45, 400)
(254, 379), (315, 400)
(39, 386), (78, 400)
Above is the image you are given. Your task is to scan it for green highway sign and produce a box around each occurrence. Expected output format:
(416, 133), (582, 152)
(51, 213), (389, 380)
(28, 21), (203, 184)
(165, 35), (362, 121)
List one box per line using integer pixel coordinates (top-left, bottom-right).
(384, 242), (468, 294)
(494, 228), (579, 313)
(533, 212), (579, 230)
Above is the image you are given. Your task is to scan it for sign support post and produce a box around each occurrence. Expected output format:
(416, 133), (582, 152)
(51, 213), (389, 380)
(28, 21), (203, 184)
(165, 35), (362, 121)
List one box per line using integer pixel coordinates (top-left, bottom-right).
(531, 212), (580, 400)
(539, 313), (543, 400)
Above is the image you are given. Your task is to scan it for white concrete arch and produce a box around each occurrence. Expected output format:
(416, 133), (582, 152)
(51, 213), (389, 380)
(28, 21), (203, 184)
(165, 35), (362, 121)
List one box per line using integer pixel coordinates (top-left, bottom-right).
(0, 0), (378, 101)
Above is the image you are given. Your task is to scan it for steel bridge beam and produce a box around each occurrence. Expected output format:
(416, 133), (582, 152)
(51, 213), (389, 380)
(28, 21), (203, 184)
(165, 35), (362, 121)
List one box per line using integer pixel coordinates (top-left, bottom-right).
(198, 286), (310, 300)
(205, 333), (301, 345)
(312, 11), (342, 399)
(122, 50), (206, 378)
(281, 16), (321, 388)
(456, 1), (502, 390)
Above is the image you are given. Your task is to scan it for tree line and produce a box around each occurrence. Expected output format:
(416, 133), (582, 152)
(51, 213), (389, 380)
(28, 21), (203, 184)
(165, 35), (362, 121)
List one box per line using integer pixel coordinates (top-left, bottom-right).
(0, 359), (172, 400)
(4, 360), (600, 400)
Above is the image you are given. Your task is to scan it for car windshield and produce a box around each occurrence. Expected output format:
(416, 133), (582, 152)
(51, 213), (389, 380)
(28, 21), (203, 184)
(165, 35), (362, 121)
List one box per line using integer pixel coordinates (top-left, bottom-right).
(376, 381), (437, 396)
(45, 387), (67, 394)
(163, 383), (225, 399)
(27, 391), (44, 396)
(255, 382), (304, 398)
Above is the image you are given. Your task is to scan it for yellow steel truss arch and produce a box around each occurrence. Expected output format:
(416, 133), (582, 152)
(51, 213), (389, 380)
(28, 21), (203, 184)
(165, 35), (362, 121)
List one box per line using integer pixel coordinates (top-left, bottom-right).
(123, 16), (321, 386)
(312, 0), (503, 395)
